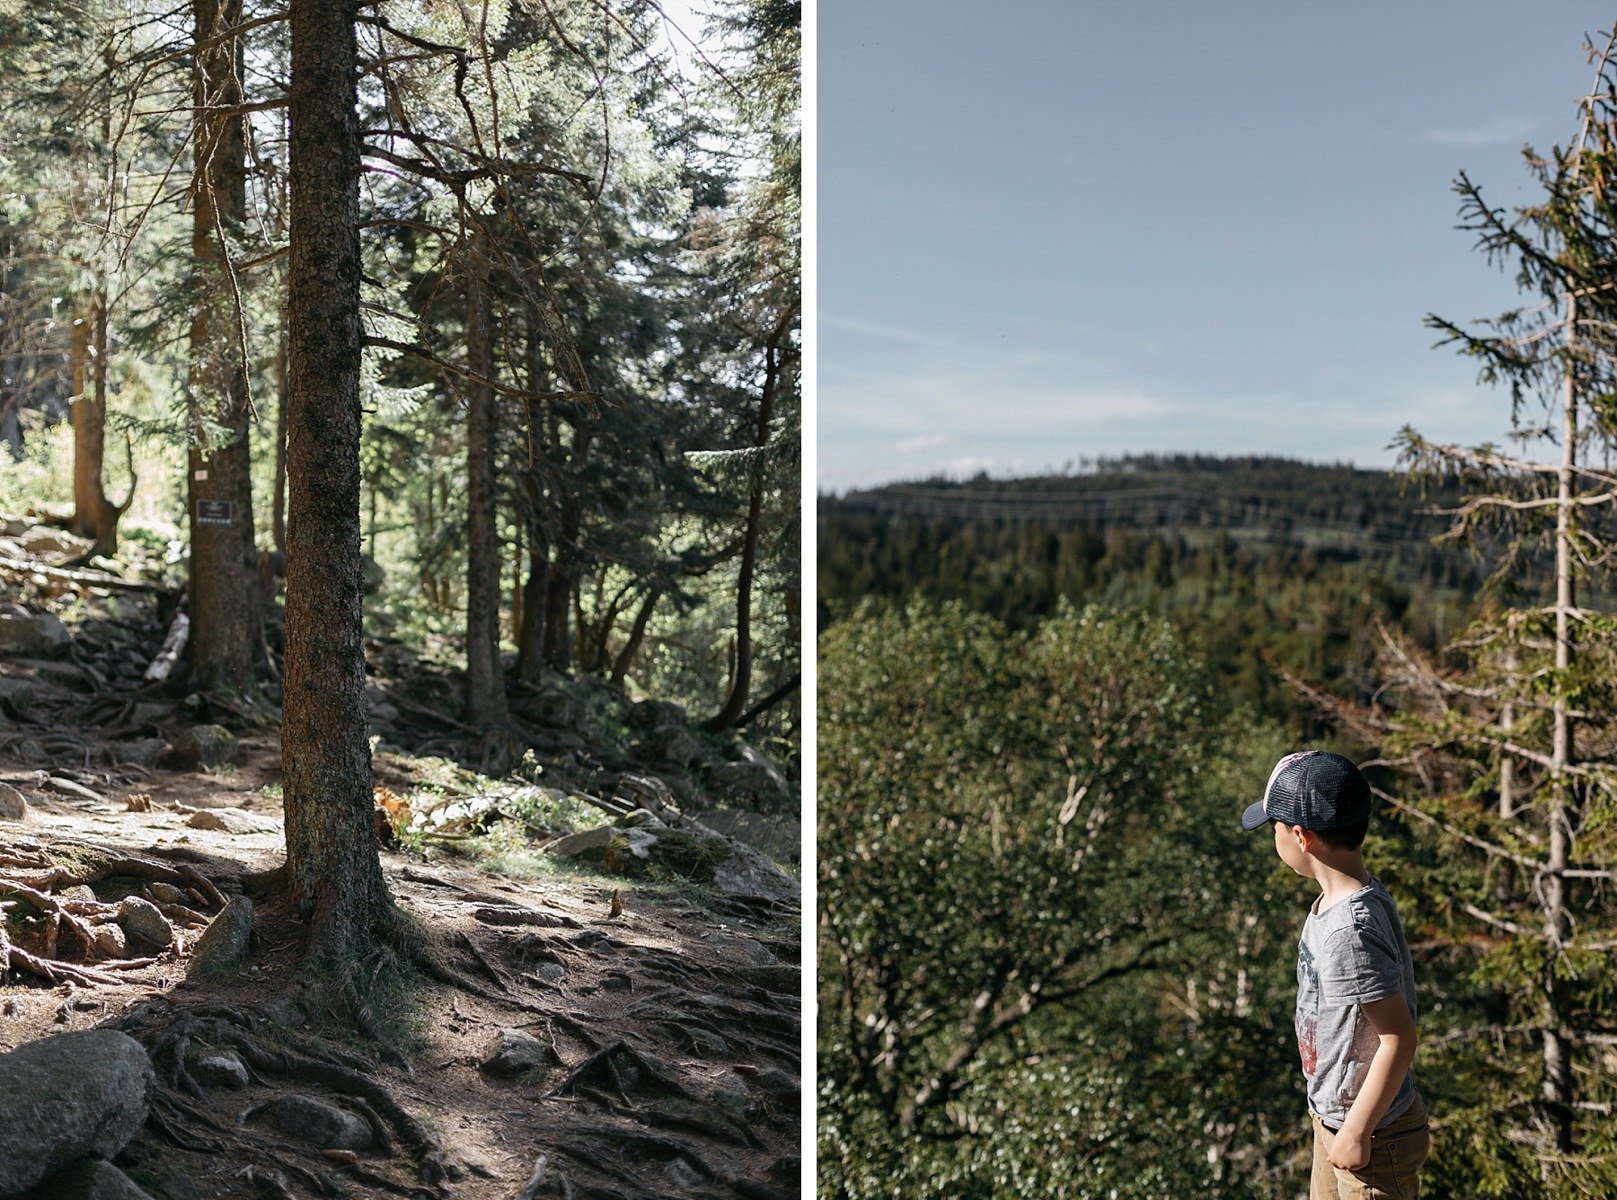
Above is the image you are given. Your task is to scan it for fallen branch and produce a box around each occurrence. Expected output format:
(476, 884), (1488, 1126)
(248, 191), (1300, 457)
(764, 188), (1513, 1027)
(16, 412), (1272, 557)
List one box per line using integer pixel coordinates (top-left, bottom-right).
(145, 612), (190, 683)
(0, 554), (166, 595)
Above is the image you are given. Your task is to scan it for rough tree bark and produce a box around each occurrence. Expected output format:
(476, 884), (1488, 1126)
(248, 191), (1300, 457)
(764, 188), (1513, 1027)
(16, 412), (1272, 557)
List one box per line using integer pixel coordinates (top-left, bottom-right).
(464, 258), (509, 727)
(187, 0), (262, 690)
(282, 0), (391, 959)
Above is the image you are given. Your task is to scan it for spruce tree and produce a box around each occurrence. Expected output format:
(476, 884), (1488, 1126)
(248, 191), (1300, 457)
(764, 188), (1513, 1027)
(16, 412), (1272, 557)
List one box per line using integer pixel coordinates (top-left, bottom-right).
(1390, 30), (1617, 1195)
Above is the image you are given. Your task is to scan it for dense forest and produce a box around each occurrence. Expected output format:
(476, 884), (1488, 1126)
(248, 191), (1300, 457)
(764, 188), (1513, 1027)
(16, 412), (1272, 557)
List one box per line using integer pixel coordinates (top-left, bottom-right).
(818, 40), (1617, 1200)
(0, 3), (799, 835)
(820, 456), (1479, 730)
(0, 0), (803, 1193)
(0, 3), (801, 1189)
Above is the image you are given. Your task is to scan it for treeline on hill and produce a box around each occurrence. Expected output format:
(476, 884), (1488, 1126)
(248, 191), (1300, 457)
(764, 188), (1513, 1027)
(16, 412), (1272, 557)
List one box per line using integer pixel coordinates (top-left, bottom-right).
(818, 455), (1479, 730)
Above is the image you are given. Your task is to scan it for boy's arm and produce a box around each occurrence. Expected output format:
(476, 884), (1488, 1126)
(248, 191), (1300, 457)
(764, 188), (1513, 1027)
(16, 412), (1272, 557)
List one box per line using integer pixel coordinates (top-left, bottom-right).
(1327, 994), (1417, 1172)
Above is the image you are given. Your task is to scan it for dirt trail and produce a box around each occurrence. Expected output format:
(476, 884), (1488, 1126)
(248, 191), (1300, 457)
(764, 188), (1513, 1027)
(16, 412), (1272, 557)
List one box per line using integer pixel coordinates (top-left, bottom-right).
(0, 740), (801, 1199)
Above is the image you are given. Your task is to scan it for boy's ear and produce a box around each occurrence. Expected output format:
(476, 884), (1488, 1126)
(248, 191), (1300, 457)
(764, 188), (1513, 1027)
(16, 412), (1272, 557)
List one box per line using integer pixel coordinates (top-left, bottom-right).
(1291, 824), (1317, 853)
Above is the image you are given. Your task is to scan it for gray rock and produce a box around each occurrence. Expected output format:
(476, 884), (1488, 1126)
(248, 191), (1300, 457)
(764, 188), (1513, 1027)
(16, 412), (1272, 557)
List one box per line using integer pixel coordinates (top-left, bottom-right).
(112, 737), (169, 768)
(0, 1030), (154, 1196)
(42, 776), (106, 805)
(116, 896), (174, 949)
(0, 783), (24, 821)
(510, 687), (578, 728)
(137, 1171), (200, 1200)
(93, 922), (129, 958)
(752, 1067), (799, 1098)
(187, 896), (254, 978)
(739, 964), (800, 994)
(130, 702), (172, 727)
(165, 725), (237, 769)
(0, 611), (70, 657)
(696, 808), (801, 864)
(478, 1028), (561, 1078)
(627, 698), (687, 729)
(664, 1157), (707, 1189)
(33, 1158), (156, 1200)
(709, 759), (790, 799)
(711, 839), (799, 908)
(542, 825), (659, 862)
(0, 677), (33, 716)
(183, 808), (279, 835)
(190, 1051), (250, 1090)
(269, 1094), (373, 1151)
(643, 724), (705, 768)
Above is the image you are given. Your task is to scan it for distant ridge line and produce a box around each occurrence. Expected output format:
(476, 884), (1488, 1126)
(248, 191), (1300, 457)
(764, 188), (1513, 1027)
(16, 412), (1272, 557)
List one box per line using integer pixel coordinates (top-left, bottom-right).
(823, 479), (1485, 574)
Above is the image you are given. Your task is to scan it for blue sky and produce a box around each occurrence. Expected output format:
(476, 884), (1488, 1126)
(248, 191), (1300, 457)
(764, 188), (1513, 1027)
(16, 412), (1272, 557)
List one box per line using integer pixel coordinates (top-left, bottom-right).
(815, 2), (1617, 492)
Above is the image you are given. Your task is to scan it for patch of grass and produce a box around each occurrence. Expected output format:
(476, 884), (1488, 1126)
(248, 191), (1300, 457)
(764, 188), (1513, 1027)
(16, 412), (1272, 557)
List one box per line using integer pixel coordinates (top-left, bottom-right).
(505, 786), (599, 836)
(452, 818), (590, 882)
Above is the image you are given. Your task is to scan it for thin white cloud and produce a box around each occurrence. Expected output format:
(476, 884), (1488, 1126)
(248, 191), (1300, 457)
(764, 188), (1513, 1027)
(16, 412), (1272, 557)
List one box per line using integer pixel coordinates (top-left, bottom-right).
(820, 312), (951, 347)
(821, 357), (1180, 437)
(1422, 116), (1533, 147)
(896, 433), (950, 453)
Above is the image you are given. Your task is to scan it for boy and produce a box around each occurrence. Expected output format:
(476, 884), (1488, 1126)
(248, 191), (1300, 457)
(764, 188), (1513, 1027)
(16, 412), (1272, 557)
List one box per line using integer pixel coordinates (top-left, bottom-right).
(1242, 750), (1429, 1200)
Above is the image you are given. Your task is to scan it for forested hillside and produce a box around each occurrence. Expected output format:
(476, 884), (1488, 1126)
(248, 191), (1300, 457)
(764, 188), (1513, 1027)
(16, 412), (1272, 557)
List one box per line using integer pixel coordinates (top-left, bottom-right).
(819, 456), (1478, 730)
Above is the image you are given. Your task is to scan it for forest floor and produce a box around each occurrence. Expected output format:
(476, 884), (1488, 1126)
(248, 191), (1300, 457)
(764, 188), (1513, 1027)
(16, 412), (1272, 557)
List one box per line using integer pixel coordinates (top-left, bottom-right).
(0, 528), (801, 1200)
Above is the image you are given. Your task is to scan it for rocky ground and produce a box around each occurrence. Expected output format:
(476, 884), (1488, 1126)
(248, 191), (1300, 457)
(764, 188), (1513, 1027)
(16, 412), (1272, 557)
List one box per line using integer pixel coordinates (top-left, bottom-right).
(0, 523), (803, 1200)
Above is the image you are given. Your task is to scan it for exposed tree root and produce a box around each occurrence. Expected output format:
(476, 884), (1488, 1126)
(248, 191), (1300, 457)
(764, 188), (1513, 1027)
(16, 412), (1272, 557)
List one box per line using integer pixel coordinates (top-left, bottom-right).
(134, 1002), (458, 1194)
(0, 924), (127, 986)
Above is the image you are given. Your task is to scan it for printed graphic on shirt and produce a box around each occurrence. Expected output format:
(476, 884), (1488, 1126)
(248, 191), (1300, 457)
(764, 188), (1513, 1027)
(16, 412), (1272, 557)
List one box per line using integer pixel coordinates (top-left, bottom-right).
(1296, 938), (1318, 1078)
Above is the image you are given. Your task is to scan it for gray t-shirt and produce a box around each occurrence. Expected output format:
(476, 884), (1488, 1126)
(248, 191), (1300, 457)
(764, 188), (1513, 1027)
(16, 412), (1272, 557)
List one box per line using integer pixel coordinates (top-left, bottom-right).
(1295, 877), (1418, 1128)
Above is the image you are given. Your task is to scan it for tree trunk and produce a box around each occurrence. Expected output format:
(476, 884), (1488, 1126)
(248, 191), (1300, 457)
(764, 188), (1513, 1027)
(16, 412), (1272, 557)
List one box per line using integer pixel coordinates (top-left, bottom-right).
(705, 327), (788, 732)
(609, 587), (660, 687)
(187, 0), (261, 690)
(273, 316), (289, 555)
(515, 346), (553, 684)
(463, 259), (508, 726)
(282, 0), (390, 959)
(541, 423), (586, 671)
(70, 292), (121, 555)
(1542, 288), (1578, 1153)
(515, 474), (550, 685)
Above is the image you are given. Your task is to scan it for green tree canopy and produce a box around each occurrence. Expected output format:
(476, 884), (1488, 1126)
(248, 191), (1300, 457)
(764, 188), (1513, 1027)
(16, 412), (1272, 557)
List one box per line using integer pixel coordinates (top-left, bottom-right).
(819, 598), (1305, 1198)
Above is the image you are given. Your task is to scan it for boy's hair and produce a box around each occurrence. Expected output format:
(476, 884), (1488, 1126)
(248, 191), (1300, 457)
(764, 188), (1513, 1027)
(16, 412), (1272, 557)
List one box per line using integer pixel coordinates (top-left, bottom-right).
(1309, 817), (1368, 852)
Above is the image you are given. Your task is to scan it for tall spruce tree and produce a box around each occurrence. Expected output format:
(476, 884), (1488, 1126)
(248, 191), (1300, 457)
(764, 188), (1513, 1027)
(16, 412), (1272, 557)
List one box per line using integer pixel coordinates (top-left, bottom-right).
(1390, 30), (1617, 1196)
(281, 0), (393, 959)
(187, 0), (263, 689)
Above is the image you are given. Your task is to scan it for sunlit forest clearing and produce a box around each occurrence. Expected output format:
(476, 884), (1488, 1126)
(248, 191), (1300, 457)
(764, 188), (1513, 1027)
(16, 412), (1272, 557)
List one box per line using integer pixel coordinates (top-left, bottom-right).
(0, 2), (799, 1197)
(817, 32), (1617, 1200)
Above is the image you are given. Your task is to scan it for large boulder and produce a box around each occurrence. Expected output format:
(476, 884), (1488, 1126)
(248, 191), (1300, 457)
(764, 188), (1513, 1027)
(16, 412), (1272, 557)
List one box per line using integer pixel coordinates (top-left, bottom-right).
(30, 1159), (156, 1200)
(0, 1029), (154, 1197)
(267, 1094), (373, 1151)
(0, 609), (70, 658)
(163, 725), (237, 769)
(0, 677), (33, 718)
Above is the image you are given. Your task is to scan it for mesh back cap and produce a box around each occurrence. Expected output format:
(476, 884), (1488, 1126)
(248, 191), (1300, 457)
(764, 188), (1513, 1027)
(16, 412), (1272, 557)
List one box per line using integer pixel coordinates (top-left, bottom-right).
(1240, 751), (1371, 832)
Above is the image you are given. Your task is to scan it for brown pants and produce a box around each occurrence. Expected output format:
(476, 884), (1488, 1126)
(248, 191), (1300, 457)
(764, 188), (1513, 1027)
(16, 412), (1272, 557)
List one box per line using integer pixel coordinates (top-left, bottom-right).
(1310, 1094), (1429, 1200)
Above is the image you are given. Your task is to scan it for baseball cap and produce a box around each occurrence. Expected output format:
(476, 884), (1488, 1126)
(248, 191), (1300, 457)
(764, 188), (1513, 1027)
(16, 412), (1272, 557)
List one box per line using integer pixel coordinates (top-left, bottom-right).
(1241, 750), (1371, 832)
